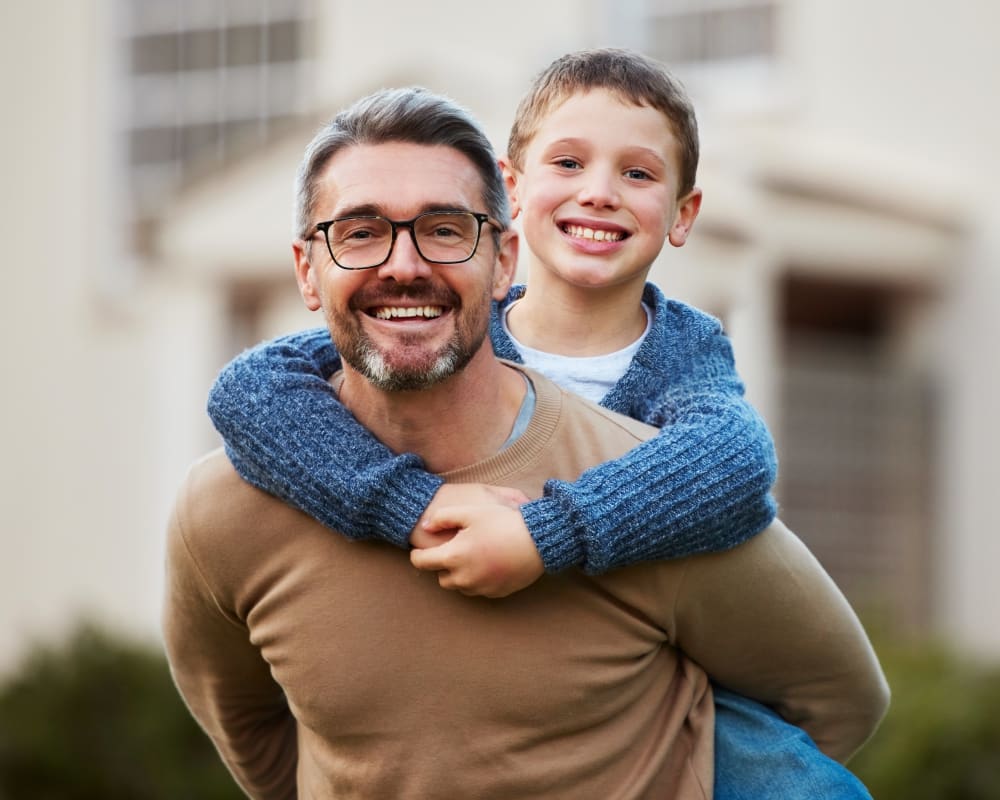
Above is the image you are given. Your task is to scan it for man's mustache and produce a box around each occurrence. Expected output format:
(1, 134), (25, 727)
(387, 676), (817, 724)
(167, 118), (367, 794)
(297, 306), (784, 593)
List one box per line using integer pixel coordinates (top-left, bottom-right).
(348, 283), (461, 311)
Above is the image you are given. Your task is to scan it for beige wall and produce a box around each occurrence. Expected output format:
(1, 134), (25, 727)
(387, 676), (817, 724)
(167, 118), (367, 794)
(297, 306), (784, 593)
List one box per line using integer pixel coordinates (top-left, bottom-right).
(2, 1), (164, 669)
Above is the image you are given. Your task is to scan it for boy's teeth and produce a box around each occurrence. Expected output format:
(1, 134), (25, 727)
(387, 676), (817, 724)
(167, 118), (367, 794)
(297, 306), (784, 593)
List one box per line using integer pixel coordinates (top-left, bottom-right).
(374, 306), (443, 320)
(564, 224), (623, 242)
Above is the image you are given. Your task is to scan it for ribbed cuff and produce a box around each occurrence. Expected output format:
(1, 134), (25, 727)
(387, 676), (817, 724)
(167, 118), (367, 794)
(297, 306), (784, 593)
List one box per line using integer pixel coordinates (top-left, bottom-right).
(359, 458), (444, 548)
(521, 491), (586, 573)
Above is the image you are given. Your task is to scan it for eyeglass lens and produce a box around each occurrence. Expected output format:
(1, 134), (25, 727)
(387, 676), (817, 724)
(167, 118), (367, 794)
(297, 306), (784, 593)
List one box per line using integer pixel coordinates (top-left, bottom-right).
(329, 212), (481, 269)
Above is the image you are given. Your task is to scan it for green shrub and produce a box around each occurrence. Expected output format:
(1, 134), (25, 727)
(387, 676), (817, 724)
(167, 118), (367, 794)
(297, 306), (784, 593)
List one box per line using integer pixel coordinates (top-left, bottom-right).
(0, 624), (242, 800)
(850, 635), (1000, 799)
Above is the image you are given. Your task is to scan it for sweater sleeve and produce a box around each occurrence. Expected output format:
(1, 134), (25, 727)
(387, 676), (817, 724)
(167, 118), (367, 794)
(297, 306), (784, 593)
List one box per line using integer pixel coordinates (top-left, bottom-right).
(207, 328), (442, 548)
(670, 519), (890, 762)
(163, 486), (298, 800)
(521, 300), (779, 574)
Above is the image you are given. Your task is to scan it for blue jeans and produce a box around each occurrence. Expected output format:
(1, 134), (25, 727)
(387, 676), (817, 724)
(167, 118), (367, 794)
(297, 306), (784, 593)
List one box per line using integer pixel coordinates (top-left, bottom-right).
(714, 686), (872, 800)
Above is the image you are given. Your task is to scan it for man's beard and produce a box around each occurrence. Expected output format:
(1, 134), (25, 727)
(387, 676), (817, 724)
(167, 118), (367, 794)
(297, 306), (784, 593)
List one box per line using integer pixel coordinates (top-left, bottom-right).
(329, 283), (491, 392)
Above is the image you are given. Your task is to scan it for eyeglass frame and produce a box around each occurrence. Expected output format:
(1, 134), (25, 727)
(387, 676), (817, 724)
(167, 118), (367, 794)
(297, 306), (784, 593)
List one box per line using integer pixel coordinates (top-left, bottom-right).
(313, 210), (506, 271)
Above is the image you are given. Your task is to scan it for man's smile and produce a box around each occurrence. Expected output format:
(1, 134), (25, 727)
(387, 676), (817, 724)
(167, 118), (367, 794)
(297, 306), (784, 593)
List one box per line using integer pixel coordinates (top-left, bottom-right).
(372, 305), (445, 320)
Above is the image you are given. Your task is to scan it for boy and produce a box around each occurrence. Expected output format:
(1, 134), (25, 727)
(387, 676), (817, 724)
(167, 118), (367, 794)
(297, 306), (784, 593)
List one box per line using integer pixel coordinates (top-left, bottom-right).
(209, 50), (879, 797)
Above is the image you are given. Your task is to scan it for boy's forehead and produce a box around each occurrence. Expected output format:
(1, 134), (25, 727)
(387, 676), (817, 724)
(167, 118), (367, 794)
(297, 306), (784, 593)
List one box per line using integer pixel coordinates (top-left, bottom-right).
(530, 89), (680, 155)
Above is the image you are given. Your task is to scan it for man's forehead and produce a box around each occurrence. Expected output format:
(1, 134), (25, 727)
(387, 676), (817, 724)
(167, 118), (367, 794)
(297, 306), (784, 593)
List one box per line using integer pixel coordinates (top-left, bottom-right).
(317, 142), (486, 217)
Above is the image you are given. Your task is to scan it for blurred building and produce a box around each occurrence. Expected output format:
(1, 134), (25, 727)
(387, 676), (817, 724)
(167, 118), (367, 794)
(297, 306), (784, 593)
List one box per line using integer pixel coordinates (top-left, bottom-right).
(3, 0), (998, 674)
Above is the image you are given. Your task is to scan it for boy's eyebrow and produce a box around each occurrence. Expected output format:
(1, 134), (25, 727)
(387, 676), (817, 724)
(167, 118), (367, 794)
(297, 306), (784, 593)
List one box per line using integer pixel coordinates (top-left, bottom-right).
(623, 146), (670, 168)
(542, 138), (670, 167)
(541, 137), (589, 154)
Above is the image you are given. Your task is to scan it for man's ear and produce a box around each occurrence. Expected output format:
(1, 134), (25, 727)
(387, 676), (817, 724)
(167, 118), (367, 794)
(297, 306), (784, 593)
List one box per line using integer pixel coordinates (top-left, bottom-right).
(492, 229), (519, 300)
(667, 187), (702, 248)
(499, 156), (521, 219)
(293, 240), (323, 311)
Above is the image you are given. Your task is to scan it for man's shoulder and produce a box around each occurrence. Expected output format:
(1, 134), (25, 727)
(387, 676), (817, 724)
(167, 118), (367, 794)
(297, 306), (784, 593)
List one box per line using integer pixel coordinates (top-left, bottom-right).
(179, 448), (256, 502)
(171, 449), (303, 545)
(564, 387), (658, 442)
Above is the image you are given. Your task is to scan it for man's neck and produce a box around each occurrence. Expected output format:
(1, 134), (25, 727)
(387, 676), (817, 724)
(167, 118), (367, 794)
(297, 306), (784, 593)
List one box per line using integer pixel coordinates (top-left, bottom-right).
(337, 348), (528, 474)
(508, 268), (649, 357)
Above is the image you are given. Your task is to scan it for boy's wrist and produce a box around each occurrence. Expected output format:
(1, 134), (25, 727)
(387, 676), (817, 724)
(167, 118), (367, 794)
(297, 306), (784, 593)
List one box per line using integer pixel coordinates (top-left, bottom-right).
(519, 494), (586, 573)
(357, 459), (444, 548)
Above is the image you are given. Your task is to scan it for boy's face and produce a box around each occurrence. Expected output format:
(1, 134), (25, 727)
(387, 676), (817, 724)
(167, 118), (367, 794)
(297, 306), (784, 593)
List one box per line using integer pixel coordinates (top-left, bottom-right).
(503, 88), (700, 292)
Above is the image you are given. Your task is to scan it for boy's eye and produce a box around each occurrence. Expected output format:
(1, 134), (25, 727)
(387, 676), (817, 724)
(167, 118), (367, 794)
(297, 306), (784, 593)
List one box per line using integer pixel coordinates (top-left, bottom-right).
(625, 168), (652, 180)
(554, 158), (582, 170)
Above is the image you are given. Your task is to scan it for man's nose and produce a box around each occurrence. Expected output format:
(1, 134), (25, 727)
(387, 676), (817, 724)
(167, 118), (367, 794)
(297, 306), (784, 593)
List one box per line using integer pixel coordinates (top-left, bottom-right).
(376, 226), (433, 283)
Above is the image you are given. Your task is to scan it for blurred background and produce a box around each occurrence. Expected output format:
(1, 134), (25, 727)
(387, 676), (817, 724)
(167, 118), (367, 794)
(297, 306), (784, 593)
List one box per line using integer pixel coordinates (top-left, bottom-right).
(2, 0), (999, 796)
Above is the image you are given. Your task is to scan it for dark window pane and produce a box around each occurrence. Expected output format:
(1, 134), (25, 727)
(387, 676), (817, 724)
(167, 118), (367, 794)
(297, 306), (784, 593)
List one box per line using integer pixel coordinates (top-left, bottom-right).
(651, 4), (775, 63)
(179, 122), (221, 163)
(130, 126), (177, 164)
(267, 20), (300, 63)
(708, 5), (774, 60)
(225, 25), (263, 68)
(180, 28), (222, 71)
(131, 34), (180, 73)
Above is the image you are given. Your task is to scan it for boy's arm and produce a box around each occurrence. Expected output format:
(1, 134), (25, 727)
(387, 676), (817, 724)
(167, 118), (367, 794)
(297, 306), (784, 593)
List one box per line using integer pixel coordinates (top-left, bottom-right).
(670, 518), (890, 762)
(522, 304), (778, 574)
(207, 328), (442, 548)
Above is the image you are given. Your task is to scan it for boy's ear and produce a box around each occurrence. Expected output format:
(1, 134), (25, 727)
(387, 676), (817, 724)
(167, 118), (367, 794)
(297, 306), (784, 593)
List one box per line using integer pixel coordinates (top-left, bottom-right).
(293, 240), (323, 311)
(498, 156), (521, 219)
(492, 229), (519, 300)
(667, 187), (702, 248)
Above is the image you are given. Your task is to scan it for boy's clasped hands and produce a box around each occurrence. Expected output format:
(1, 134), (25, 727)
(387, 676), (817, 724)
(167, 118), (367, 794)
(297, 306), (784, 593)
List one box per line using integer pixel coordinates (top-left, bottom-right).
(409, 484), (541, 598)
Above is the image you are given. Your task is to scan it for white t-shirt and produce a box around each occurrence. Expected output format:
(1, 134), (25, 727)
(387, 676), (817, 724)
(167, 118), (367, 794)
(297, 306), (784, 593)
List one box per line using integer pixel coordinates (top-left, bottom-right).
(501, 301), (652, 404)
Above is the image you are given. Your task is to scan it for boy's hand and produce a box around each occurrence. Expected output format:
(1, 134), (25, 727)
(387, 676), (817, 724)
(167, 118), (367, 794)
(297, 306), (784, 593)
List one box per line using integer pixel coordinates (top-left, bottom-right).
(408, 484), (543, 598)
(409, 483), (527, 549)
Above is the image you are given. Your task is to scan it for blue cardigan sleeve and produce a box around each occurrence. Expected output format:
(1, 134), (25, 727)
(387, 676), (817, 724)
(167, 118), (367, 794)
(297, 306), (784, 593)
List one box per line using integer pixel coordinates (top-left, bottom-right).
(520, 297), (778, 574)
(209, 295), (777, 569)
(207, 327), (442, 548)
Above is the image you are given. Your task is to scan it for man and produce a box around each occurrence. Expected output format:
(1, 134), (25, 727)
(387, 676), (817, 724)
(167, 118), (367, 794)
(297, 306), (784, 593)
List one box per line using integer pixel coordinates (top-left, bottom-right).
(163, 86), (888, 799)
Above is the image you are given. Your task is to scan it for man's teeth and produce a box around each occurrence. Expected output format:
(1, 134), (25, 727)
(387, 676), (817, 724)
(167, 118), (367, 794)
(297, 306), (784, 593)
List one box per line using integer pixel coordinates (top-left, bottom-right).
(564, 224), (623, 242)
(373, 306), (443, 320)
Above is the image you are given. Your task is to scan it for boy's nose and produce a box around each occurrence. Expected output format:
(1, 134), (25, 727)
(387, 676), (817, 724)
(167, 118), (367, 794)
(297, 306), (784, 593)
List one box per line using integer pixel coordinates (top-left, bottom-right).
(376, 227), (434, 284)
(576, 170), (621, 209)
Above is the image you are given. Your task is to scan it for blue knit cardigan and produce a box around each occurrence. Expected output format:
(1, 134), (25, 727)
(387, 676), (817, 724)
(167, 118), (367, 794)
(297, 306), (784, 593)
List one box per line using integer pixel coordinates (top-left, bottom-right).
(207, 283), (778, 573)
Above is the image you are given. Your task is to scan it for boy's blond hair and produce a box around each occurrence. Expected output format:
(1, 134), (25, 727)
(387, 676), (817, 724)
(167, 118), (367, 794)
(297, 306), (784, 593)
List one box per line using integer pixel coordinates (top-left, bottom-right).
(507, 48), (699, 197)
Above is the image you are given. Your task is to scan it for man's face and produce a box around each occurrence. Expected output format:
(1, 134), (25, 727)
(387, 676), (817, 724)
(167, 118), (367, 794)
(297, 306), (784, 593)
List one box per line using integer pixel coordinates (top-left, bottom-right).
(294, 142), (515, 391)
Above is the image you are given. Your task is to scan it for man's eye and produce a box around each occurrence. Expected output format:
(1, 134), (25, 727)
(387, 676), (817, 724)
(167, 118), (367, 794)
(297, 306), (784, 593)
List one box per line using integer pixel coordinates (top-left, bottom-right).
(335, 223), (384, 244)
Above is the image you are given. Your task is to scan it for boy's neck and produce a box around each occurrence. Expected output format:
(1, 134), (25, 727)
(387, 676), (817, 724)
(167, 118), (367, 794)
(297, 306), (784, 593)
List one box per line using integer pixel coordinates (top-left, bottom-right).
(508, 273), (649, 357)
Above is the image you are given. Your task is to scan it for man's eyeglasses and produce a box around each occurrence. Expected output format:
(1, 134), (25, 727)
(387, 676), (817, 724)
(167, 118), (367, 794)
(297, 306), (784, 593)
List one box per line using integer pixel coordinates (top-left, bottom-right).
(314, 210), (505, 271)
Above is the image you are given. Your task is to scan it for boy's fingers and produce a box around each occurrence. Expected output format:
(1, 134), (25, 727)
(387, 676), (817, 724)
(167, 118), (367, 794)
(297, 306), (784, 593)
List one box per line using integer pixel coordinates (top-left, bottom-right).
(421, 504), (476, 533)
(410, 542), (455, 572)
(492, 486), (530, 506)
(409, 525), (457, 550)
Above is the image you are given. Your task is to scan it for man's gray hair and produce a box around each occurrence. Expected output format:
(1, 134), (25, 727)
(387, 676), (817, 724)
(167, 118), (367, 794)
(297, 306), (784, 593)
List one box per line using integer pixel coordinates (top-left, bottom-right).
(294, 87), (510, 240)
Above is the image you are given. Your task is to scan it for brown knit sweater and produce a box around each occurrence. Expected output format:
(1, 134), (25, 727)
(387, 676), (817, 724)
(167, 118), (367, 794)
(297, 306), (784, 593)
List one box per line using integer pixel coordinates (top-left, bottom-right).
(164, 368), (887, 799)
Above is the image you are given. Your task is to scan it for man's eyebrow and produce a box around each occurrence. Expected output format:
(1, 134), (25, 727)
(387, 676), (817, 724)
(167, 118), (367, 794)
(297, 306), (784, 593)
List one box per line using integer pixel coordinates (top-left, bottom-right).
(333, 202), (382, 218)
(333, 201), (476, 219)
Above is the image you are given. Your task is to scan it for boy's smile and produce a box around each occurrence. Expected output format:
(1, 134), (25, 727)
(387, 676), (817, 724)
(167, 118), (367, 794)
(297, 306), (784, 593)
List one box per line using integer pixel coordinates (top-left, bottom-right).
(505, 88), (699, 293)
